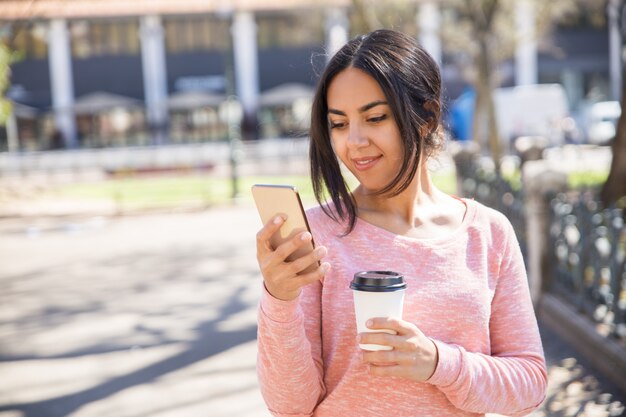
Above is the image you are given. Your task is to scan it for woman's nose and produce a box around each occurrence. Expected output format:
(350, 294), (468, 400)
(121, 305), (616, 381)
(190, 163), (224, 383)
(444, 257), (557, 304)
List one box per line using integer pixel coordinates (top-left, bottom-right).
(347, 124), (368, 149)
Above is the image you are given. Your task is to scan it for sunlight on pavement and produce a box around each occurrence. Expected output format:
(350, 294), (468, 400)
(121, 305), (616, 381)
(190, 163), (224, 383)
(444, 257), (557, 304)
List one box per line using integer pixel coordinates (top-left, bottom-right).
(1, 208), (624, 417)
(531, 358), (625, 417)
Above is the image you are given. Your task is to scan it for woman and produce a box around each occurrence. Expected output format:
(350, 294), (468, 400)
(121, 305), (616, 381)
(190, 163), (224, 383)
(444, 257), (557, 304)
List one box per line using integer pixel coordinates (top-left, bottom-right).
(255, 29), (547, 417)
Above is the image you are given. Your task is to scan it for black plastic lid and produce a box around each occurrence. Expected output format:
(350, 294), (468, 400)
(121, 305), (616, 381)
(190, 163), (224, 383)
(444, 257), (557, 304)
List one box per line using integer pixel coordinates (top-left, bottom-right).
(349, 271), (406, 292)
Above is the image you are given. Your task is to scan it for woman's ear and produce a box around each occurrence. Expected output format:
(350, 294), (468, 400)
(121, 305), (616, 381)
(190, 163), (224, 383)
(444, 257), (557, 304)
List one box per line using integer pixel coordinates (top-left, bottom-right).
(419, 100), (439, 137)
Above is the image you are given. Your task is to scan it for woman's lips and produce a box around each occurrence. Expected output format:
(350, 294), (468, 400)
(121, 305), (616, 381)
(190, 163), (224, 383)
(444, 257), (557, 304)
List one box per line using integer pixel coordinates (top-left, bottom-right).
(352, 156), (382, 171)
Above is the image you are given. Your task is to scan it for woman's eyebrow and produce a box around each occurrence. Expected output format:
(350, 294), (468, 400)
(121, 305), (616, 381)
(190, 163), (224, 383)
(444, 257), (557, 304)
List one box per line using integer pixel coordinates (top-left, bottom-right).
(328, 100), (388, 116)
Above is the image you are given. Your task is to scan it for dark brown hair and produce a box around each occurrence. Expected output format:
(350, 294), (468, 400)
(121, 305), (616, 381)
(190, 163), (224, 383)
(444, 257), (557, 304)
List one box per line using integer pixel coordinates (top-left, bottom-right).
(309, 29), (443, 234)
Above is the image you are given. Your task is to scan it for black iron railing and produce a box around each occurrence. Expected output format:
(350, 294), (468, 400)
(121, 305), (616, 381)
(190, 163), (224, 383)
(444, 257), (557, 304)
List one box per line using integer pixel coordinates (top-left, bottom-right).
(455, 153), (626, 345)
(549, 192), (626, 342)
(458, 158), (528, 263)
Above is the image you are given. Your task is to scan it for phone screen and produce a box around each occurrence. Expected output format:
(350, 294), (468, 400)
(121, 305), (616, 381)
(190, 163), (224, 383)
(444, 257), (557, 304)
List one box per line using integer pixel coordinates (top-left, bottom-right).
(251, 184), (318, 274)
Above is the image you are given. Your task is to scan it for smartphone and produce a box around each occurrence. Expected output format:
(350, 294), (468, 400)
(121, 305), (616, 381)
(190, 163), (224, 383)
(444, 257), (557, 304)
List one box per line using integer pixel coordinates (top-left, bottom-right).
(251, 184), (318, 274)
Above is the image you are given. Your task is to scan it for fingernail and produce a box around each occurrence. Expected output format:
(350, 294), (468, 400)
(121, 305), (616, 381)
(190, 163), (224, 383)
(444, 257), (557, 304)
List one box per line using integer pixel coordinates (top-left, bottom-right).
(315, 246), (327, 257)
(300, 232), (312, 241)
(321, 262), (331, 273)
(273, 216), (283, 224)
(366, 319), (373, 327)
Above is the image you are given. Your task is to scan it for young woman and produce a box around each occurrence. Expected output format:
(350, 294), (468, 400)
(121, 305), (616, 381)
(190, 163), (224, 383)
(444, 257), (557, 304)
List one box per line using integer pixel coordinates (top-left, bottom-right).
(255, 29), (547, 417)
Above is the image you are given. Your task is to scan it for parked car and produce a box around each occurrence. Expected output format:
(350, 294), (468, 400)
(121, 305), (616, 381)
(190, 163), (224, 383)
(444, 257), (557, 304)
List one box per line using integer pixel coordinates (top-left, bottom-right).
(586, 100), (621, 145)
(493, 83), (572, 149)
(447, 84), (574, 151)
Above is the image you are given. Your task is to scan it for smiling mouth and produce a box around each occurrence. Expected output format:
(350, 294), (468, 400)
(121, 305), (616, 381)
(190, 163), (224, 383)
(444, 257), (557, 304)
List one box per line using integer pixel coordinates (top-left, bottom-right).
(352, 156), (382, 170)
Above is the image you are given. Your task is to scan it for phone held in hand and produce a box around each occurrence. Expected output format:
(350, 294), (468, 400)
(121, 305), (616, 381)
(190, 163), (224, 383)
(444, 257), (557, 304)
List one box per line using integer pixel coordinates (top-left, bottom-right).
(251, 184), (318, 274)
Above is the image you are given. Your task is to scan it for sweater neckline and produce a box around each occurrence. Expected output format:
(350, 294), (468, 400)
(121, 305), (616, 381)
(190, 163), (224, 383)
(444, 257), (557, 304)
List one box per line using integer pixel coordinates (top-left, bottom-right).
(353, 197), (477, 247)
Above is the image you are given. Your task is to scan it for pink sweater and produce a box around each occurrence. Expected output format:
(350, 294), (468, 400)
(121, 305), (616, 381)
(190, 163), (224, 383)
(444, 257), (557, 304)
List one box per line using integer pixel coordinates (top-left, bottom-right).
(257, 199), (547, 416)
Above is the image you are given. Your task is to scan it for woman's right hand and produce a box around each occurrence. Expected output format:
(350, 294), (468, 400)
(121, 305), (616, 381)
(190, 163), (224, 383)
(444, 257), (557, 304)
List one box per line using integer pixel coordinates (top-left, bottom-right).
(256, 215), (330, 301)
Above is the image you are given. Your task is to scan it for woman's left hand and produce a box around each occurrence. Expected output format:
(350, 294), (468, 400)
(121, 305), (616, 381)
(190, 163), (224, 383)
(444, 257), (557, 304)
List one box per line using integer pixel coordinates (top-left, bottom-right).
(358, 317), (438, 382)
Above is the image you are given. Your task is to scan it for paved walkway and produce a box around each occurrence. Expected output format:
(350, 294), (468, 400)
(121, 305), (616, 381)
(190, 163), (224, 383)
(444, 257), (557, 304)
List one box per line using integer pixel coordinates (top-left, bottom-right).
(0, 205), (625, 417)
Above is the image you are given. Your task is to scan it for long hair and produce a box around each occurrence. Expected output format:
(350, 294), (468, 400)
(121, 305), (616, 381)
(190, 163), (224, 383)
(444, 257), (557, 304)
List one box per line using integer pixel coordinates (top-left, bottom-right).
(309, 29), (443, 234)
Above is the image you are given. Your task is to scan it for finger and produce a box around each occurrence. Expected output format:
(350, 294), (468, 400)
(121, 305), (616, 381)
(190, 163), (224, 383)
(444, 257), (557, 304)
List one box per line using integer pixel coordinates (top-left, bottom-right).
(292, 262), (331, 287)
(358, 332), (398, 349)
(269, 263), (329, 297)
(256, 215), (286, 254)
(361, 349), (398, 365)
(367, 355), (436, 381)
(367, 317), (417, 336)
(363, 349), (421, 365)
(271, 231), (314, 264)
(286, 246), (327, 275)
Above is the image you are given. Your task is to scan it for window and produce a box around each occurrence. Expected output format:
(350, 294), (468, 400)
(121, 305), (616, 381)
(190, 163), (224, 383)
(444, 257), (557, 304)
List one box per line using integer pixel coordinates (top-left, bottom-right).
(257, 11), (324, 49)
(556, 0), (606, 29)
(6, 22), (48, 59)
(349, 3), (419, 38)
(164, 15), (229, 53)
(70, 19), (140, 58)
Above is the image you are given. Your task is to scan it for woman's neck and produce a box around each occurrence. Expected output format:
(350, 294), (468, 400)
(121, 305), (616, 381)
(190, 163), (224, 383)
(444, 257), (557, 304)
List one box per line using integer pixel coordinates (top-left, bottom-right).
(352, 166), (466, 239)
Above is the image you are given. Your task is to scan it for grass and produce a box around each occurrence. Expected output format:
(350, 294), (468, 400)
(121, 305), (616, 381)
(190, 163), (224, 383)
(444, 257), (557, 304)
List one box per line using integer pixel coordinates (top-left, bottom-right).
(498, 165), (608, 192)
(568, 170), (609, 189)
(51, 170), (458, 210)
(13, 165), (608, 214)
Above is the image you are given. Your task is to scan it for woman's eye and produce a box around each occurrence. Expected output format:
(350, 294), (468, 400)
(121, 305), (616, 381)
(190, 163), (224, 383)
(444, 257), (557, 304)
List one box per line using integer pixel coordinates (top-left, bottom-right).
(368, 115), (387, 123)
(329, 121), (346, 129)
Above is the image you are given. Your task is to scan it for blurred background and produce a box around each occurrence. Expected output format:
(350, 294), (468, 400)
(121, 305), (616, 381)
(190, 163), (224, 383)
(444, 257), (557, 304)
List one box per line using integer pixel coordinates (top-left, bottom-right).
(0, 0), (625, 416)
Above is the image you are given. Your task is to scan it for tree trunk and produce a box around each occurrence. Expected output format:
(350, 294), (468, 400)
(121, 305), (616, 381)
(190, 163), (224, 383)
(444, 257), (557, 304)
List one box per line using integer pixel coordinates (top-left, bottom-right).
(469, 0), (502, 171)
(601, 67), (626, 207)
(479, 38), (501, 169)
(472, 71), (487, 147)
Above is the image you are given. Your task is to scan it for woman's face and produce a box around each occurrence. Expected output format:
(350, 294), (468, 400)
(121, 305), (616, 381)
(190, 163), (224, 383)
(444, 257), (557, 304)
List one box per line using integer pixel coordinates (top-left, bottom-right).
(326, 67), (405, 193)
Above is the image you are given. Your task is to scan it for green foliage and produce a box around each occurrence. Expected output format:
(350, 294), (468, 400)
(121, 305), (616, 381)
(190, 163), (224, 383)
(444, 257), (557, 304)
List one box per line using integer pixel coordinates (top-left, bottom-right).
(38, 171), (457, 211)
(0, 38), (21, 126)
(568, 170), (609, 189)
(0, 42), (13, 126)
(53, 175), (318, 209)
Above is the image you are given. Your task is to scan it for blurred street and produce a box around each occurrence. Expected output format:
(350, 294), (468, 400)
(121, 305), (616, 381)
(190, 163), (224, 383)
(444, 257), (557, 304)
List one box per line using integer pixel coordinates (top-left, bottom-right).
(0, 0), (623, 415)
(0, 204), (625, 417)
(0, 207), (269, 417)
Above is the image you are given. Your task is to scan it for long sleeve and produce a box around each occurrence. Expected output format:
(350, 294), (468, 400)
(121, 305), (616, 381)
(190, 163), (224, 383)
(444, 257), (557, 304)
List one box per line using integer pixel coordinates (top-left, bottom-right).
(256, 280), (326, 416)
(255, 202), (547, 417)
(427, 219), (547, 415)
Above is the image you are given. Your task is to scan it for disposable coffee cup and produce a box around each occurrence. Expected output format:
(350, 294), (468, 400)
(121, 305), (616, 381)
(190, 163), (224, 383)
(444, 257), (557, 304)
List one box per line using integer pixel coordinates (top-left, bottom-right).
(350, 271), (406, 351)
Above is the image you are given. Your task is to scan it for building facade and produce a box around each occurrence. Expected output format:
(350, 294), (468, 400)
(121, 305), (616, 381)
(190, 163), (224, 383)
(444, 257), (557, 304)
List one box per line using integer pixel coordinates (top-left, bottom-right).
(0, 0), (612, 152)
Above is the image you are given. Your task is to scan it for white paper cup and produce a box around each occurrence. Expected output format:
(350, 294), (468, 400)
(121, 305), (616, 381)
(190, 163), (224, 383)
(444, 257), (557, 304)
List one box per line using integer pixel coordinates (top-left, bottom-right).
(350, 271), (406, 351)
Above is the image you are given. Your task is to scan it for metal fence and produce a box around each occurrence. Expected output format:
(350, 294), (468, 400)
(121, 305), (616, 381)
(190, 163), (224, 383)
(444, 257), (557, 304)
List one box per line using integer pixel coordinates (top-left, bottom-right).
(456, 154), (626, 346)
(0, 137), (310, 178)
(549, 191), (626, 343)
(457, 157), (528, 263)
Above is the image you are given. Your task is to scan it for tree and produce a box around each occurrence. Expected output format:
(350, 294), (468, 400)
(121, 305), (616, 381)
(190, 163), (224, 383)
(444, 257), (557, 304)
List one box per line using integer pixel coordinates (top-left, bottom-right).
(601, 78), (626, 207)
(440, 0), (602, 168)
(601, 0), (626, 208)
(463, 0), (502, 168)
(0, 37), (19, 127)
(351, 0), (606, 169)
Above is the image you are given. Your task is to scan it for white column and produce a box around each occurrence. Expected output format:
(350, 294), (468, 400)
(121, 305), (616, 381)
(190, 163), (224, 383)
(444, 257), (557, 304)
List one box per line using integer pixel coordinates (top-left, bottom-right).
(48, 18), (77, 148)
(140, 15), (168, 144)
(325, 8), (348, 61)
(6, 112), (18, 152)
(231, 12), (259, 120)
(608, 0), (622, 101)
(562, 69), (584, 109)
(515, 0), (537, 86)
(418, 2), (441, 65)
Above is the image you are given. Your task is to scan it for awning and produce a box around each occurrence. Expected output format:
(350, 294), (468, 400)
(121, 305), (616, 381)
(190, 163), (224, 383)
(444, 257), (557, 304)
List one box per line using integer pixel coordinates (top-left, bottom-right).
(10, 101), (39, 119)
(167, 91), (225, 111)
(73, 92), (143, 115)
(259, 83), (314, 107)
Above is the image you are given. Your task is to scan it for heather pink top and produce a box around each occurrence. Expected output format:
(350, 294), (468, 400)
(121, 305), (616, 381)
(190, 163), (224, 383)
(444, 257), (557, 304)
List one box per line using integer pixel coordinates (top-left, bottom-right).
(257, 199), (547, 416)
